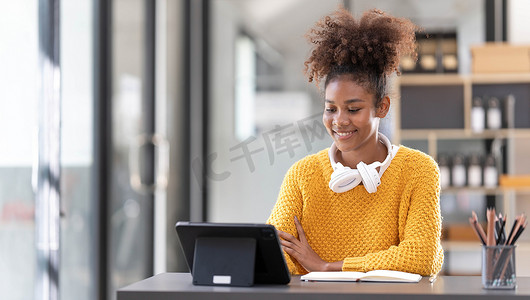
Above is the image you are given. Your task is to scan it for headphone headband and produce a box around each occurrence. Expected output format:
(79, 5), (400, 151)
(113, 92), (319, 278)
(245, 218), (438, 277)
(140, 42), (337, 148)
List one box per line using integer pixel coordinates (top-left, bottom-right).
(328, 133), (395, 193)
(328, 133), (393, 172)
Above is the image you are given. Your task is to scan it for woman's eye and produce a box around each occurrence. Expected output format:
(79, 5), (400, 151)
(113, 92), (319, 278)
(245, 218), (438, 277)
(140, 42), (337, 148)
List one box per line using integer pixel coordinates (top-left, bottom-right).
(349, 108), (360, 113)
(325, 108), (336, 112)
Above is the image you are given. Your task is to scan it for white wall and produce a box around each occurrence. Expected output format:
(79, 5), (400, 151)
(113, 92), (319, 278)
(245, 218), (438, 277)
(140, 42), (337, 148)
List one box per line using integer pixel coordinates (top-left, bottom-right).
(208, 0), (333, 223)
(507, 0), (530, 43)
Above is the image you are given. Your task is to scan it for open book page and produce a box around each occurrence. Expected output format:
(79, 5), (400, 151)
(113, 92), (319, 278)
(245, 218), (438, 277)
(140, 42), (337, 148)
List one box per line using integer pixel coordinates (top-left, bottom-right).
(300, 270), (422, 283)
(359, 270), (422, 282)
(300, 271), (366, 282)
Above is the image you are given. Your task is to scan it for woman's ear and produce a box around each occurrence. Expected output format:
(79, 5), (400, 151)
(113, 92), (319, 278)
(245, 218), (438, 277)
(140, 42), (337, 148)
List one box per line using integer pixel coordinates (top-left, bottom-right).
(376, 96), (390, 118)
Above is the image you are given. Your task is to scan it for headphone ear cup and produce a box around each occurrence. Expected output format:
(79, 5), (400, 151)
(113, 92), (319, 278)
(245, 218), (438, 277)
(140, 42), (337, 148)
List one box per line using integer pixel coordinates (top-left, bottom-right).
(329, 164), (361, 193)
(357, 162), (381, 193)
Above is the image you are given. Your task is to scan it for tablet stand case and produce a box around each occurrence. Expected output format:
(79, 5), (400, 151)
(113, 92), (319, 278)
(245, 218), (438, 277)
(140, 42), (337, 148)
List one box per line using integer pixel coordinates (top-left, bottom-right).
(192, 237), (257, 286)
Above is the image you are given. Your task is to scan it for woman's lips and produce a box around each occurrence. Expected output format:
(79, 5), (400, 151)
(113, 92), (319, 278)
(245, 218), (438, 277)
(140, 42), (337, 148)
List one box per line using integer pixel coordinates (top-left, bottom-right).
(333, 130), (356, 140)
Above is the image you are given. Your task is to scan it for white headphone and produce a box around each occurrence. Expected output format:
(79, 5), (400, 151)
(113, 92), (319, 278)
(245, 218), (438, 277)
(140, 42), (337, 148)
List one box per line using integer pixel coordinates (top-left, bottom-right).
(328, 133), (394, 194)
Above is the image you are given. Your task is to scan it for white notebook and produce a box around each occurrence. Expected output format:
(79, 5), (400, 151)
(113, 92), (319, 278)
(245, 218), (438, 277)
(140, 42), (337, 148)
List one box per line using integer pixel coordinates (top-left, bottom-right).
(300, 270), (422, 283)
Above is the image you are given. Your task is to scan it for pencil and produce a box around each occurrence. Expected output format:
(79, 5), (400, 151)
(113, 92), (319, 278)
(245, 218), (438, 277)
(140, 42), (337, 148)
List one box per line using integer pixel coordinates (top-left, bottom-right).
(496, 214), (506, 245)
(505, 218), (519, 246)
(497, 246), (515, 283)
(510, 224), (526, 245)
(495, 214), (501, 241)
(507, 215), (523, 246)
(469, 217), (486, 245)
(486, 208), (496, 246)
(472, 211), (487, 244)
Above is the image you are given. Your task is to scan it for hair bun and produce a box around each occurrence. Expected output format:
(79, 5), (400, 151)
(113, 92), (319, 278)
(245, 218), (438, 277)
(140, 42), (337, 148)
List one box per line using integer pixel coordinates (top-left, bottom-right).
(304, 7), (420, 85)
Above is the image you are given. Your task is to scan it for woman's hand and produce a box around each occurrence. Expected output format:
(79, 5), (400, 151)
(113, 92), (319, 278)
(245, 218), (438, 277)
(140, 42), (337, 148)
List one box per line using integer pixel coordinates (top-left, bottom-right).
(278, 216), (343, 272)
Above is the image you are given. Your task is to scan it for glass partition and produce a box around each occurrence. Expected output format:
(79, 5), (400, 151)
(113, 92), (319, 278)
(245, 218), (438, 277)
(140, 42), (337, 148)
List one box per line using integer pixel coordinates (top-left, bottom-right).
(0, 2), (39, 299)
(60, 0), (96, 299)
(1, 1), (96, 299)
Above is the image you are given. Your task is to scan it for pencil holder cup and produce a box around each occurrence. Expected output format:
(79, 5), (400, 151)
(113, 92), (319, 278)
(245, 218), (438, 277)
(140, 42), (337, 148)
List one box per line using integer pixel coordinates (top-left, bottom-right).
(482, 245), (516, 289)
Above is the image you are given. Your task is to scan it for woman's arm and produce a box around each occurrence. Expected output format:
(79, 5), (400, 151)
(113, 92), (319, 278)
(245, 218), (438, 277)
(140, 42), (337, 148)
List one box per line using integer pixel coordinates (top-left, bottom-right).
(278, 216), (344, 272)
(342, 160), (444, 276)
(266, 162), (306, 274)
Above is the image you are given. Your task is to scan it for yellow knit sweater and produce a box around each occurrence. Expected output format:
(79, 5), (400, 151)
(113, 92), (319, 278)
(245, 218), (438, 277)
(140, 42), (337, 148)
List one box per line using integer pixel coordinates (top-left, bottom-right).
(267, 146), (444, 276)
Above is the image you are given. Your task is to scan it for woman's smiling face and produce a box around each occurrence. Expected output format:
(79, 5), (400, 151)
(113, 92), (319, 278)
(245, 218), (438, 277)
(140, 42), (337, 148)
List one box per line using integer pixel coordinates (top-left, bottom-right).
(322, 78), (385, 154)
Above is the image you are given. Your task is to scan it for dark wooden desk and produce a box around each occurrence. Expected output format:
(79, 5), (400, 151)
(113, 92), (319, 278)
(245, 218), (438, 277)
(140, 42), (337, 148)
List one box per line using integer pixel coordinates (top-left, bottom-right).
(117, 273), (530, 300)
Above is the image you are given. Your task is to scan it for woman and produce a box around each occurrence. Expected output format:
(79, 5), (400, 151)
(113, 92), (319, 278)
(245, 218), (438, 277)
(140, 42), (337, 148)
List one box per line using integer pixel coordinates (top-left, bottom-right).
(267, 8), (443, 276)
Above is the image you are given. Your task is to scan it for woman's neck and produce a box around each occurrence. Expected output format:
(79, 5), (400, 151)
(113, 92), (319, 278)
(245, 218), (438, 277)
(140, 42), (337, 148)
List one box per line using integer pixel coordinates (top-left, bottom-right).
(337, 135), (388, 168)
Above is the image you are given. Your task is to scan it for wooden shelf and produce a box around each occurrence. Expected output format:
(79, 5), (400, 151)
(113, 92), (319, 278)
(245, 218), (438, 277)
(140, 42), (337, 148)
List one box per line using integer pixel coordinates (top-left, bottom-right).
(442, 187), (503, 195)
(442, 241), (481, 251)
(398, 73), (530, 85)
(397, 72), (530, 276)
(471, 73), (530, 84)
(400, 129), (530, 140)
(398, 74), (465, 85)
(441, 186), (530, 195)
(442, 241), (530, 252)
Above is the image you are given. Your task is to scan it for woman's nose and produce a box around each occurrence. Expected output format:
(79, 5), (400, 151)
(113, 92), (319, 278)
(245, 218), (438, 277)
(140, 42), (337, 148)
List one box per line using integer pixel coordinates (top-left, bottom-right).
(334, 111), (350, 126)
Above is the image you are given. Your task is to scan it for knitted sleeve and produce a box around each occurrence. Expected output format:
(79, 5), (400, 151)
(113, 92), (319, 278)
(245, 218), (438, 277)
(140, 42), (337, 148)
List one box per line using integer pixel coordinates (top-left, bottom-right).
(342, 154), (444, 276)
(266, 161), (307, 274)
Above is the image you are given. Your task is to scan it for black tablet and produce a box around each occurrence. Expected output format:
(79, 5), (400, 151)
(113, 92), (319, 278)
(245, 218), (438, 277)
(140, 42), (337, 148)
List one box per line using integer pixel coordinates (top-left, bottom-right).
(175, 221), (291, 286)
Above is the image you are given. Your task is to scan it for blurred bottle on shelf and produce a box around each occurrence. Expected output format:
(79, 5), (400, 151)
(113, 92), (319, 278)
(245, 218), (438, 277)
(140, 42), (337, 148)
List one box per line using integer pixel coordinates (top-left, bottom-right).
(483, 154), (498, 188)
(452, 153), (466, 187)
(438, 154), (451, 189)
(467, 153), (482, 187)
(441, 33), (458, 73)
(471, 97), (485, 133)
(486, 97), (502, 130)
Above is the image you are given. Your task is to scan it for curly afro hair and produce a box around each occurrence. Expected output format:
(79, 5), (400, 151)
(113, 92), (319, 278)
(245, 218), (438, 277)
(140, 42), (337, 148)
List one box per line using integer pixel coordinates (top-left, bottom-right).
(304, 7), (419, 106)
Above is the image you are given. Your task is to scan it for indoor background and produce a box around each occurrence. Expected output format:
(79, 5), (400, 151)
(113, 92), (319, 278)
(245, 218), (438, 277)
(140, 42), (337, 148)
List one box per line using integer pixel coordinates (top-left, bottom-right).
(2, 0), (530, 299)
